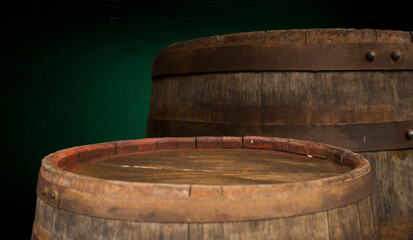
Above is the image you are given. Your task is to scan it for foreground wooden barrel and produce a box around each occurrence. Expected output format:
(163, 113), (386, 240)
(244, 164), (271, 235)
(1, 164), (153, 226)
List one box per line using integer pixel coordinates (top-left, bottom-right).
(33, 136), (380, 239)
(147, 29), (413, 239)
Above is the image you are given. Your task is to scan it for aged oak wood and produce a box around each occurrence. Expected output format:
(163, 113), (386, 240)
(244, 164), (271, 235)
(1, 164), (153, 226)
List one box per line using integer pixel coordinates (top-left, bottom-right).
(147, 29), (413, 239)
(71, 150), (350, 185)
(361, 149), (413, 240)
(32, 136), (380, 239)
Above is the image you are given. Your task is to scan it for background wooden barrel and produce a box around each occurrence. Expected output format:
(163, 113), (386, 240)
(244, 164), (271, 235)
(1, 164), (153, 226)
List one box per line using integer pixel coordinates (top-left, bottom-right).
(33, 136), (380, 239)
(147, 29), (413, 239)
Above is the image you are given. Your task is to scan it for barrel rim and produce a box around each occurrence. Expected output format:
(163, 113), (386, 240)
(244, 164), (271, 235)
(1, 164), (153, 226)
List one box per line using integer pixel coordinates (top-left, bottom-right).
(40, 136), (370, 191)
(157, 28), (412, 55)
(36, 136), (374, 222)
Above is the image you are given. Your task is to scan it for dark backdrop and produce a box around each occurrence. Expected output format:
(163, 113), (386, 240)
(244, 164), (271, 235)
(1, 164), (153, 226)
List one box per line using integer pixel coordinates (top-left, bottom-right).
(2, 1), (411, 239)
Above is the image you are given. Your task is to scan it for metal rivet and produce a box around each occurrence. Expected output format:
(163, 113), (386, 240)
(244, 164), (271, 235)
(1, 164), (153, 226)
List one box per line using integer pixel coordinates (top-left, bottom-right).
(406, 129), (413, 139)
(41, 188), (46, 195)
(391, 51), (401, 61)
(51, 191), (57, 200)
(366, 51), (375, 61)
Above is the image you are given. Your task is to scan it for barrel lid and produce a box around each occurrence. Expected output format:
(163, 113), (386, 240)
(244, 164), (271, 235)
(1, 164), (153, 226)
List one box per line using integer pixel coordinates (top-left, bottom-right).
(37, 136), (374, 223)
(152, 29), (413, 77)
(70, 146), (350, 185)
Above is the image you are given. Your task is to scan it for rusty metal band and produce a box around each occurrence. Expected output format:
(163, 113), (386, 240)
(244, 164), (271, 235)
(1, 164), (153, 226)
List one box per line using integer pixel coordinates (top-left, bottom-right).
(147, 119), (413, 152)
(151, 43), (413, 77)
(36, 170), (374, 223)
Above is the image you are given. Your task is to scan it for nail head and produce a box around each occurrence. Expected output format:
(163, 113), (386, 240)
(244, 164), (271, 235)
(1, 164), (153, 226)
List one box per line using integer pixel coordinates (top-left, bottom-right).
(406, 129), (413, 139)
(391, 51), (401, 61)
(366, 51), (375, 61)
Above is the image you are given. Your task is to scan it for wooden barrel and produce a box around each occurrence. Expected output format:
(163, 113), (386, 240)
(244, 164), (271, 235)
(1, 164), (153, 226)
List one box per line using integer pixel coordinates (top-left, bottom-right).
(32, 136), (380, 239)
(147, 29), (413, 239)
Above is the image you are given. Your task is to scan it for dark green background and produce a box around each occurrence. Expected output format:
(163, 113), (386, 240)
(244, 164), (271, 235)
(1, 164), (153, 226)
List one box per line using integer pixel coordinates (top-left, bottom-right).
(2, 1), (411, 239)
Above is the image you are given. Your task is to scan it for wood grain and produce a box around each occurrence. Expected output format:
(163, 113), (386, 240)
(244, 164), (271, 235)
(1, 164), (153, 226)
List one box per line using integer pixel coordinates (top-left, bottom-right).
(361, 149), (413, 239)
(380, 216), (413, 240)
(189, 223), (223, 240)
(70, 149), (350, 185)
(35, 198), (190, 240)
(360, 149), (413, 222)
(268, 211), (329, 240)
(35, 197), (380, 239)
(150, 71), (413, 126)
(149, 74), (213, 122)
(385, 149), (413, 221)
(327, 203), (362, 240)
(210, 72), (261, 124)
(358, 196), (376, 238)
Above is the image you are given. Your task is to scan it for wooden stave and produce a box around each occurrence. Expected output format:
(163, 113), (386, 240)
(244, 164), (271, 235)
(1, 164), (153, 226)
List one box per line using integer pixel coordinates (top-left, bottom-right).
(32, 195), (381, 240)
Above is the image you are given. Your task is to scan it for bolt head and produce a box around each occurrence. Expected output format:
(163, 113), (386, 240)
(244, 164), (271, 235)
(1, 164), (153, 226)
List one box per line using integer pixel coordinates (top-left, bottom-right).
(51, 192), (57, 200)
(406, 129), (413, 139)
(366, 51), (376, 61)
(41, 188), (46, 195)
(391, 51), (401, 61)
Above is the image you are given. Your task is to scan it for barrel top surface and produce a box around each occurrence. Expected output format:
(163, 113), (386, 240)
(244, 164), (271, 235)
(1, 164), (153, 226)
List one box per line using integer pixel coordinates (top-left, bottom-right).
(39, 136), (371, 192)
(69, 149), (350, 185)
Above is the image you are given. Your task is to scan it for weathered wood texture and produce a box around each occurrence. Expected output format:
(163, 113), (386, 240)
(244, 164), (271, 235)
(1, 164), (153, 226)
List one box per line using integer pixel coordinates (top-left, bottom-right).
(149, 71), (413, 125)
(33, 196), (379, 240)
(361, 149), (413, 239)
(32, 137), (380, 239)
(33, 198), (189, 240)
(71, 150), (350, 185)
(148, 29), (413, 239)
